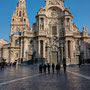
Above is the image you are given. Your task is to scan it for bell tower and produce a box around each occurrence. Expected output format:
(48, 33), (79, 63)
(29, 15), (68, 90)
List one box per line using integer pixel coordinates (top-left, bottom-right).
(10, 0), (29, 35)
(9, 0), (29, 47)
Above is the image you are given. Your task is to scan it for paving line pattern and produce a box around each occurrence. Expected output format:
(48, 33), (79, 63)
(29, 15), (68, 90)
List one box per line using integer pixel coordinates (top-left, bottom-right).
(67, 70), (90, 80)
(0, 74), (43, 86)
(0, 70), (90, 86)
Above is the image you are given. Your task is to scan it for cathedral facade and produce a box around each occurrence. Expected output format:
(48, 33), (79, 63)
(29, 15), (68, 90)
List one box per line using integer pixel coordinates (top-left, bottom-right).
(1, 0), (90, 64)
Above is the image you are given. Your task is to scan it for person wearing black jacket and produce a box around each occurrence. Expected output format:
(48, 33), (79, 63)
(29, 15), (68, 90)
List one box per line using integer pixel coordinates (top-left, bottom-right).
(52, 63), (55, 73)
(47, 63), (50, 74)
(56, 64), (59, 73)
(39, 64), (43, 73)
(43, 64), (47, 73)
(63, 58), (66, 73)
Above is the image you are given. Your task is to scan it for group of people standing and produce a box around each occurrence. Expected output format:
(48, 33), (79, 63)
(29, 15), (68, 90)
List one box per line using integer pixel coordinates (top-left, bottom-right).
(0, 61), (17, 70)
(39, 62), (66, 74)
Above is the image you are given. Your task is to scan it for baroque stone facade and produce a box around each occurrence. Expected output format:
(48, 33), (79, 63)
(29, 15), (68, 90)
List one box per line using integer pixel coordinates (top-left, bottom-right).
(0, 0), (90, 64)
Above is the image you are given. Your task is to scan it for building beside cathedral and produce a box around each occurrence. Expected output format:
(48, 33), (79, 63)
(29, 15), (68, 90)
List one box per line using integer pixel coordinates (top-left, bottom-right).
(0, 0), (90, 64)
(0, 39), (8, 59)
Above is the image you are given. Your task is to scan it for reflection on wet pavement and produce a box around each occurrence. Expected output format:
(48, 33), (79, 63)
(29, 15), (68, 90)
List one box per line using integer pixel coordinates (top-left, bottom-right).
(0, 65), (90, 90)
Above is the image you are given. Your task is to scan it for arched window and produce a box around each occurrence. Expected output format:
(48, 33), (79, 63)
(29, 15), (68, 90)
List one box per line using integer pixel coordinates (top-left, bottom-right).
(66, 18), (70, 22)
(24, 19), (26, 22)
(40, 18), (44, 23)
(12, 19), (14, 22)
(19, 11), (21, 17)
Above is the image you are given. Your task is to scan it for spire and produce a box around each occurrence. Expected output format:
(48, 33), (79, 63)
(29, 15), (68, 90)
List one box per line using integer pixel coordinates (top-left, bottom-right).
(19, 0), (25, 2)
(17, 0), (26, 8)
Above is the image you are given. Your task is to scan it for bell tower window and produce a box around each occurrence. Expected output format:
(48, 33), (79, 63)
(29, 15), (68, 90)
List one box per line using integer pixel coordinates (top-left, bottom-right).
(12, 19), (14, 22)
(19, 11), (22, 17)
(24, 19), (26, 22)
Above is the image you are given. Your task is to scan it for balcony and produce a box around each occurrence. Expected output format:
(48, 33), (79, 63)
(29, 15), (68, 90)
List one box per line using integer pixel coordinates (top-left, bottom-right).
(37, 30), (46, 36)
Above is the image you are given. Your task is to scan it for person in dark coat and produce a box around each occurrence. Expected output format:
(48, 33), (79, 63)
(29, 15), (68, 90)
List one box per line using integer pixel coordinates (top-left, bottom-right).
(63, 58), (66, 73)
(39, 64), (43, 73)
(43, 64), (47, 73)
(58, 64), (61, 72)
(56, 64), (59, 73)
(0, 63), (3, 70)
(52, 63), (55, 73)
(47, 63), (50, 74)
(79, 56), (82, 68)
(13, 62), (16, 67)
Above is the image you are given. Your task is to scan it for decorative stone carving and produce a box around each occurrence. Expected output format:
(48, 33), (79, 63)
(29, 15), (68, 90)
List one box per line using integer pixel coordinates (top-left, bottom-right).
(38, 6), (45, 14)
(47, 7), (63, 18)
(48, 0), (61, 5)
(49, 19), (59, 25)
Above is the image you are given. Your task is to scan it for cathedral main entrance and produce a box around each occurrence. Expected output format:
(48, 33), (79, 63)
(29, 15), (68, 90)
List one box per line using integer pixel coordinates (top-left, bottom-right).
(52, 51), (58, 65)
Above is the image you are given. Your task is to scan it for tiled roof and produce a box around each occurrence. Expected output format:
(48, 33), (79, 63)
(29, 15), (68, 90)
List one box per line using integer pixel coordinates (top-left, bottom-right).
(0, 39), (8, 47)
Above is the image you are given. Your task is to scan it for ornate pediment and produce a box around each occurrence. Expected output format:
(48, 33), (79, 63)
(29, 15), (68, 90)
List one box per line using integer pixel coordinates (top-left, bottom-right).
(45, 0), (64, 11)
(38, 6), (46, 14)
(46, 7), (63, 18)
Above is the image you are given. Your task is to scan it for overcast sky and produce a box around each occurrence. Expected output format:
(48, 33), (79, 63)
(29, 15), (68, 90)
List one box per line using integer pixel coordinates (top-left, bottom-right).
(0, 0), (90, 41)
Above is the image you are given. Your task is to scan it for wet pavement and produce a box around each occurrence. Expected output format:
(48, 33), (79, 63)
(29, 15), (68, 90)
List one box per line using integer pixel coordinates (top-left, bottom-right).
(0, 65), (90, 90)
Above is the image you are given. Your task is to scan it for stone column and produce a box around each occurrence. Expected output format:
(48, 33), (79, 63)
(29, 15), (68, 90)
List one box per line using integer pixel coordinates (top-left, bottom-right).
(43, 41), (45, 58)
(38, 40), (40, 58)
(36, 41), (38, 58)
(23, 40), (26, 60)
(65, 41), (68, 59)
(20, 39), (23, 59)
(61, 47), (63, 64)
(70, 41), (73, 58)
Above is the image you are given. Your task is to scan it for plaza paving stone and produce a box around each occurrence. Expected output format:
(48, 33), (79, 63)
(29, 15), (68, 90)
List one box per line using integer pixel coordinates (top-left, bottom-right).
(0, 65), (90, 90)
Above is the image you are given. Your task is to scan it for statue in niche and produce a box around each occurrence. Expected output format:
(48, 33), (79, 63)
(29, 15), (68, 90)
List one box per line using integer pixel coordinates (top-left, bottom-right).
(40, 24), (44, 30)
(40, 18), (44, 30)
